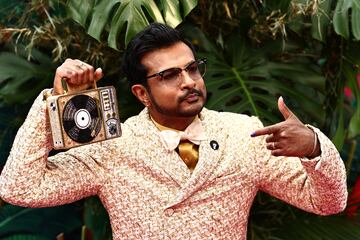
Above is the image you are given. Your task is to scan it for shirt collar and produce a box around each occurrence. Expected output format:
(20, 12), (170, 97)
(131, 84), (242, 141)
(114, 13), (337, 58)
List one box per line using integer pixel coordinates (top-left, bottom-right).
(150, 115), (200, 132)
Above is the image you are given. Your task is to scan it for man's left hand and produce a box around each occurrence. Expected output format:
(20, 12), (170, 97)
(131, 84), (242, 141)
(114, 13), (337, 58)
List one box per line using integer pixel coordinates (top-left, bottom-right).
(251, 97), (320, 158)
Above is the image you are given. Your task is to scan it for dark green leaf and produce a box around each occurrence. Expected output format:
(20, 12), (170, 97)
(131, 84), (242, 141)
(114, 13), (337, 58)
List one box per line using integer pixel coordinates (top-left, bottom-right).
(184, 28), (326, 124)
(311, 0), (332, 42)
(160, 0), (182, 27)
(66, 0), (94, 26)
(0, 204), (82, 238)
(348, 73), (360, 138)
(83, 197), (112, 240)
(1, 234), (48, 240)
(180, 0), (198, 16)
(352, 1), (360, 40)
(0, 49), (54, 104)
(333, 0), (352, 39)
(274, 214), (360, 240)
(86, 0), (119, 41)
(66, 0), (198, 48)
(332, 97), (345, 150)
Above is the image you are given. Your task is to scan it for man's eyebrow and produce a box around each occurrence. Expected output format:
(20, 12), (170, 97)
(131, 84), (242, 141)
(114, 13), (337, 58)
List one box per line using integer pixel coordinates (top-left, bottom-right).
(157, 59), (196, 72)
(184, 59), (197, 67)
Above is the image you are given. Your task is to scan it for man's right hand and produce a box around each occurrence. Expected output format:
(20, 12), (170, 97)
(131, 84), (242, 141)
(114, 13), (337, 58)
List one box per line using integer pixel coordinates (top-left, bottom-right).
(53, 58), (103, 96)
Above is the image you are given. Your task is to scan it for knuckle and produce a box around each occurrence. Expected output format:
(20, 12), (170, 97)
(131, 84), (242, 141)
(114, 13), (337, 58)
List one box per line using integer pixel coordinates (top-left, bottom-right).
(279, 131), (286, 137)
(72, 71), (78, 78)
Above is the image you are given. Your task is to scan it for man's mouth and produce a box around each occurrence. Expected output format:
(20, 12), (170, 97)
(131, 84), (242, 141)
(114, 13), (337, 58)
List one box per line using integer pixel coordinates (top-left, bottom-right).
(179, 89), (202, 103)
(184, 93), (199, 102)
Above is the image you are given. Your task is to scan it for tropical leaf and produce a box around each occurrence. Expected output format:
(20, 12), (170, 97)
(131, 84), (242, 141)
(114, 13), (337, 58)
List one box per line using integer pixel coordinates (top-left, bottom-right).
(0, 204), (82, 238)
(341, 51), (360, 139)
(0, 105), (25, 164)
(0, 46), (55, 104)
(0, 45), (55, 163)
(262, 0), (292, 13)
(332, 99), (345, 150)
(66, 0), (198, 48)
(311, 0), (332, 42)
(183, 26), (326, 125)
(83, 197), (112, 240)
(333, 0), (354, 39)
(352, 0), (360, 39)
(348, 76), (360, 138)
(1, 234), (48, 240)
(274, 213), (360, 240)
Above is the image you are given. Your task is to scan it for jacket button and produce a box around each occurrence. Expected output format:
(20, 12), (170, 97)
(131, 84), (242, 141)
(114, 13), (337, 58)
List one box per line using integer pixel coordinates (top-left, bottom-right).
(164, 208), (174, 217)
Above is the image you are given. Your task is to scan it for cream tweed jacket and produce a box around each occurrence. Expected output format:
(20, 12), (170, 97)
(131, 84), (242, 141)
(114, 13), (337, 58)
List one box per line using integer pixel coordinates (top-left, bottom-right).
(0, 91), (347, 240)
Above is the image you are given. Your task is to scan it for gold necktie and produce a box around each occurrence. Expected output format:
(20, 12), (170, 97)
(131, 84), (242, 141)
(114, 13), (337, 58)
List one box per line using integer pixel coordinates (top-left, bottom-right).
(178, 140), (199, 173)
(150, 116), (202, 173)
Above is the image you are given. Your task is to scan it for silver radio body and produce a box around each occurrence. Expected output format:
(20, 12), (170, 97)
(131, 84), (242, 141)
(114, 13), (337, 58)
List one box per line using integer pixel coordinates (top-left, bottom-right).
(47, 86), (121, 150)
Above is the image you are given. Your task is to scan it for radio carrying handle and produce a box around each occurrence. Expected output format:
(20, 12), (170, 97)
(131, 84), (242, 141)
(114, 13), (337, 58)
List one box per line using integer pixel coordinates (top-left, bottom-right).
(61, 77), (98, 94)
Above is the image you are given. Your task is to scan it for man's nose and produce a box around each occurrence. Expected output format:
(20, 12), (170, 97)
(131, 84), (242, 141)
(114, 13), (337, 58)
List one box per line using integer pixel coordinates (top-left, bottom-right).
(179, 71), (196, 89)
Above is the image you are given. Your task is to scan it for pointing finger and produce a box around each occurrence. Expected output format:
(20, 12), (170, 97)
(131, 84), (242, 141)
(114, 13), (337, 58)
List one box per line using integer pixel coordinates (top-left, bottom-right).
(251, 123), (280, 137)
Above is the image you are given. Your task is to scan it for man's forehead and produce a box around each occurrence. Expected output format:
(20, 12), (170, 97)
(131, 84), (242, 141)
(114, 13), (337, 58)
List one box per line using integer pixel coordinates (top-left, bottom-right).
(141, 42), (195, 72)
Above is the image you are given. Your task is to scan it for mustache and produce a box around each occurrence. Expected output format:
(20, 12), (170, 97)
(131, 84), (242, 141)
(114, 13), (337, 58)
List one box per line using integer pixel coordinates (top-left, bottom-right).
(178, 88), (204, 102)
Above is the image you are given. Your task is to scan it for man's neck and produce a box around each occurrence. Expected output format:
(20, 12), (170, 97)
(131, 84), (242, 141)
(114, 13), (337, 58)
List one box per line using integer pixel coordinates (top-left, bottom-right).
(149, 113), (197, 131)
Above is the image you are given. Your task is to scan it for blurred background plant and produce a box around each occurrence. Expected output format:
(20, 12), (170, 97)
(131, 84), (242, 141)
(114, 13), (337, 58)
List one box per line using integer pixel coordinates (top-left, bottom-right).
(0, 0), (360, 239)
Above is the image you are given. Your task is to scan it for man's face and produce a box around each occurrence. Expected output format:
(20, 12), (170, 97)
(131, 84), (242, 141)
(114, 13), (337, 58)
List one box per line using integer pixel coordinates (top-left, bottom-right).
(140, 42), (207, 122)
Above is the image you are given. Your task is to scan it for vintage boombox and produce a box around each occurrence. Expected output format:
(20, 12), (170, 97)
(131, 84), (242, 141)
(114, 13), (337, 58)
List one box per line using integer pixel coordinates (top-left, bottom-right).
(46, 79), (121, 150)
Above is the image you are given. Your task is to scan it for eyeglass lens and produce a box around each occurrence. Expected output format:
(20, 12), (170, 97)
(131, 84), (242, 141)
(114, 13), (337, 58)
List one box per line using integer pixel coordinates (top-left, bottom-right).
(162, 60), (206, 83)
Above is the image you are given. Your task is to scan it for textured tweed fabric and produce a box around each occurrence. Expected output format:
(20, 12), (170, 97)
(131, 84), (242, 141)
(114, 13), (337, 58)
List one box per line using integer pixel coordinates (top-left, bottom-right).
(0, 90), (347, 240)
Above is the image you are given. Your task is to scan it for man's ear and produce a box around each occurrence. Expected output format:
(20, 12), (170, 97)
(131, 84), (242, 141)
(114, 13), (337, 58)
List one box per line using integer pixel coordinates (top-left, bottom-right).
(131, 84), (150, 107)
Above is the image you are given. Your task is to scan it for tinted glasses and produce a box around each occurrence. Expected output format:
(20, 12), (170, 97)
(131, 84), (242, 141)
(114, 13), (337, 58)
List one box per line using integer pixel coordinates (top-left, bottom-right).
(146, 58), (207, 86)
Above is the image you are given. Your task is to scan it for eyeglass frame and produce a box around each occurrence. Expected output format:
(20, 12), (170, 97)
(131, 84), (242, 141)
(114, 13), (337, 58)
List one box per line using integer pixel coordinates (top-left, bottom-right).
(145, 58), (207, 83)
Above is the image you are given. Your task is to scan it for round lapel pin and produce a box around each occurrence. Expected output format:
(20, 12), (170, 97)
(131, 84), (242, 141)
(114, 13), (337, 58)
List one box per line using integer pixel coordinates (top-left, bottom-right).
(210, 140), (219, 150)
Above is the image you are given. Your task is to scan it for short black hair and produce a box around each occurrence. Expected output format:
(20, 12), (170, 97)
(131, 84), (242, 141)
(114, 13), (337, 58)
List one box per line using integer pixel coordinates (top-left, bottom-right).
(122, 22), (195, 86)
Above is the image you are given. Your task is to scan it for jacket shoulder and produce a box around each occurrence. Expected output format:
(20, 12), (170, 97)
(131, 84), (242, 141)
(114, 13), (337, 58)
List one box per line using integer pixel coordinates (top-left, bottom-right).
(201, 108), (263, 130)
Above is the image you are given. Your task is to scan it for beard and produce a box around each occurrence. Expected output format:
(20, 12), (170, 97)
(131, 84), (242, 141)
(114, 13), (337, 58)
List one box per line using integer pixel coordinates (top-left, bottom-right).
(147, 87), (206, 118)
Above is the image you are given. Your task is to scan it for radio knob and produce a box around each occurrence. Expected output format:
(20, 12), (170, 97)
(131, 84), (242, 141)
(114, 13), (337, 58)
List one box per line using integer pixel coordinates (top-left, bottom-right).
(108, 123), (117, 135)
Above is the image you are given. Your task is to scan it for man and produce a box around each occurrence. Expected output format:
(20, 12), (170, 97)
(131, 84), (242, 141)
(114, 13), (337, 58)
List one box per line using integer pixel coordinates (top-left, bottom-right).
(0, 23), (347, 239)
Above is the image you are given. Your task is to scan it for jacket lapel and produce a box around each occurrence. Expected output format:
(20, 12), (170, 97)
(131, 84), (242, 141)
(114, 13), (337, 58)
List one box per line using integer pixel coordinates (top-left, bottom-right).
(126, 109), (191, 186)
(127, 108), (228, 207)
(166, 108), (229, 208)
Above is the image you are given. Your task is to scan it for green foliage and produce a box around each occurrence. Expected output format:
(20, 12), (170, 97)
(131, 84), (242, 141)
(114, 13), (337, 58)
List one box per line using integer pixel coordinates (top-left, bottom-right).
(1, 235), (48, 240)
(1, 0), (360, 240)
(83, 197), (111, 240)
(0, 47), (55, 105)
(333, 0), (360, 40)
(0, 45), (55, 163)
(66, 0), (198, 48)
(248, 192), (360, 240)
(311, 0), (332, 42)
(183, 25), (325, 125)
(274, 214), (360, 240)
(0, 204), (82, 239)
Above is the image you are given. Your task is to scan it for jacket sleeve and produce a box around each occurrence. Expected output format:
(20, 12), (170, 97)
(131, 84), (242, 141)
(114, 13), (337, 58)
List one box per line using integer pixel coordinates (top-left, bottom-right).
(252, 117), (348, 215)
(0, 90), (110, 207)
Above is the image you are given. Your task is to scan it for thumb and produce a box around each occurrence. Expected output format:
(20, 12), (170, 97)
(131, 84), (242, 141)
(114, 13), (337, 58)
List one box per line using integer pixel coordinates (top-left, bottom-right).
(278, 96), (294, 120)
(94, 68), (104, 82)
